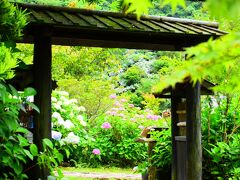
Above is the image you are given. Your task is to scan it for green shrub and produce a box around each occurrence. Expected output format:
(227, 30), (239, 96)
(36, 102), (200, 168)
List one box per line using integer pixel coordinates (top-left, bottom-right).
(201, 95), (240, 179)
(204, 134), (240, 179)
(120, 66), (146, 87)
(57, 78), (115, 119)
(150, 129), (172, 171)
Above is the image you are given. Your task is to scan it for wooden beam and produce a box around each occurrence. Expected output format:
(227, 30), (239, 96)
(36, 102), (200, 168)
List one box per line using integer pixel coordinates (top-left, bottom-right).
(33, 29), (52, 180)
(170, 93), (181, 180)
(186, 82), (202, 180)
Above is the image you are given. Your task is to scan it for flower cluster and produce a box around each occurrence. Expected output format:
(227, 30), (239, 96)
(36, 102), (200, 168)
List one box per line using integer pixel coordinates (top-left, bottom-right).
(104, 94), (167, 128)
(101, 122), (112, 129)
(52, 130), (62, 140)
(146, 114), (162, 121)
(92, 148), (101, 155)
(52, 112), (74, 129)
(51, 91), (88, 146)
(62, 132), (80, 144)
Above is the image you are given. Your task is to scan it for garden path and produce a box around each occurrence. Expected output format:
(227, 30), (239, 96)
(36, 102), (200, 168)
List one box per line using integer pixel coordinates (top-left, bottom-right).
(63, 171), (141, 179)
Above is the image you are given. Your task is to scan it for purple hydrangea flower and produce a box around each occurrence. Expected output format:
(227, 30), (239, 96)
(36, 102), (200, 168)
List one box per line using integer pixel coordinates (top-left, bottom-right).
(52, 131), (62, 141)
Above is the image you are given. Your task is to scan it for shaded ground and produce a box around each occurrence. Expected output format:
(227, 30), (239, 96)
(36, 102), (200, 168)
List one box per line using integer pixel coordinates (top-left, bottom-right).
(63, 171), (141, 179)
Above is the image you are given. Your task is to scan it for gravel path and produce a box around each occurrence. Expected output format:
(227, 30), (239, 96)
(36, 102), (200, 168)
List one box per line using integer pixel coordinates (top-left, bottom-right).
(63, 171), (141, 179)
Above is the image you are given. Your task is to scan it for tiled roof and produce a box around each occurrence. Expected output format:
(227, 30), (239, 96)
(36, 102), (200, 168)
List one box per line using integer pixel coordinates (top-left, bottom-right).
(16, 3), (227, 50)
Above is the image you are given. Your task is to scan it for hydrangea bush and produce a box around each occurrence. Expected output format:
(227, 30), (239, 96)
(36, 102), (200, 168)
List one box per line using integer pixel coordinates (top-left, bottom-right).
(51, 91), (170, 168)
(51, 91), (88, 161)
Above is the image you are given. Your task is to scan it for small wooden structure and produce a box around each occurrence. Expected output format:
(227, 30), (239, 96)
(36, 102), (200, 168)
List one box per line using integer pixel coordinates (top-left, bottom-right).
(13, 3), (225, 179)
(154, 79), (215, 180)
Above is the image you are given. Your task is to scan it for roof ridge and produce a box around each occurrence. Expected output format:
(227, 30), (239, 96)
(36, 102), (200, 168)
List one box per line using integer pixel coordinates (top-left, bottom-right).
(15, 2), (218, 28)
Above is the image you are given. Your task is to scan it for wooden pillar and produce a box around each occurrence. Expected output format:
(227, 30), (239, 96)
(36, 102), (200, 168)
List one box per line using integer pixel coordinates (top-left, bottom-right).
(171, 93), (180, 180)
(186, 82), (202, 180)
(33, 29), (52, 180)
(148, 140), (157, 180)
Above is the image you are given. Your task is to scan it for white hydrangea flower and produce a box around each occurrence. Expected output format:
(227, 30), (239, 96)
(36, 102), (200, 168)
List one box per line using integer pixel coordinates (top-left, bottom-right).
(51, 97), (57, 102)
(57, 117), (65, 126)
(63, 100), (70, 106)
(77, 115), (84, 121)
(69, 99), (78, 104)
(53, 103), (61, 110)
(52, 112), (61, 119)
(57, 91), (69, 97)
(80, 120), (87, 127)
(62, 132), (80, 144)
(78, 106), (86, 112)
(64, 120), (74, 129)
(57, 101), (63, 106)
(77, 115), (86, 126)
(60, 108), (67, 113)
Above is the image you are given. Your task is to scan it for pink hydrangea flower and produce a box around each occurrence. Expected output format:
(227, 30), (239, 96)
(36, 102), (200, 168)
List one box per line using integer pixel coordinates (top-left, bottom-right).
(114, 101), (122, 107)
(128, 104), (134, 108)
(120, 99), (127, 102)
(109, 111), (117, 116)
(118, 107), (125, 111)
(101, 122), (112, 129)
(117, 113), (125, 117)
(92, 148), (101, 155)
(146, 114), (161, 120)
(151, 115), (159, 120)
(110, 94), (117, 99)
(146, 114), (153, 119)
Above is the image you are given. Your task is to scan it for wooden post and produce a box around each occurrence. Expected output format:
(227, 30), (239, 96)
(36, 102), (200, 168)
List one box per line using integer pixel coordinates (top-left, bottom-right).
(148, 140), (157, 180)
(171, 93), (180, 180)
(33, 29), (52, 180)
(186, 82), (202, 180)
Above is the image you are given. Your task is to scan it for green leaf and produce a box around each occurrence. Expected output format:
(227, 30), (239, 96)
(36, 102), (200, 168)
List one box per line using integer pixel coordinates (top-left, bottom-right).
(26, 101), (40, 113)
(57, 168), (64, 178)
(4, 118), (19, 133)
(8, 84), (19, 98)
(16, 127), (29, 134)
(43, 138), (53, 150)
(24, 149), (33, 160)
(122, 0), (153, 20)
(206, 0), (240, 20)
(17, 135), (29, 147)
(64, 149), (70, 158)
(56, 153), (63, 163)
(23, 87), (37, 97)
(30, 144), (38, 156)
(13, 163), (23, 175)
